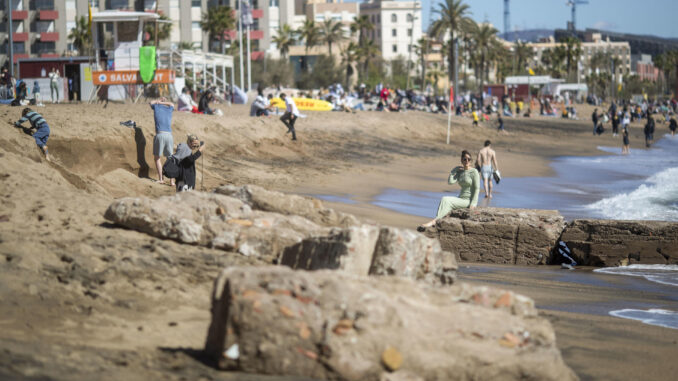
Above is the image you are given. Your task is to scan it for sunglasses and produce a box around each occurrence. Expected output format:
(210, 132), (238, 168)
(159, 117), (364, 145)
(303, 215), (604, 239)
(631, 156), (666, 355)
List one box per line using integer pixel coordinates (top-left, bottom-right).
(461, 157), (471, 162)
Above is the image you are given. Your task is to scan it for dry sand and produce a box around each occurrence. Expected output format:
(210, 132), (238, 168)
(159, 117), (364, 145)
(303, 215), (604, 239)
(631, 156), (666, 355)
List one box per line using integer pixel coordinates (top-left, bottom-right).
(0, 101), (676, 380)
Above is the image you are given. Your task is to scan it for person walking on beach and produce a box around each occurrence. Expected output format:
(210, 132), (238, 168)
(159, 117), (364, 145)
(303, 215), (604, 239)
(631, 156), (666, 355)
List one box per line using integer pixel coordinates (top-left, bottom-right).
(150, 97), (175, 185)
(591, 108), (599, 135)
(611, 111), (620, 136)
(644, 116), (655, 147)
(279, 93), (299, 141)
(472, 109), (479, 127)
(477, 140), (499, 198)
(417, 150), (479, 231)
(622, 129), (630, 155)
(497, 114), (505, 134)
(13, 108), (51, 161)
(49, 68), (60, 103)
(669, 117), (677, 137)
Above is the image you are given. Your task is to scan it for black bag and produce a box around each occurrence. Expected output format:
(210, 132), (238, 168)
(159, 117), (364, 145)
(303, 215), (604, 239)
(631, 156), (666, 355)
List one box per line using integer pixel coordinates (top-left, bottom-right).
(162, 156), (181, 179)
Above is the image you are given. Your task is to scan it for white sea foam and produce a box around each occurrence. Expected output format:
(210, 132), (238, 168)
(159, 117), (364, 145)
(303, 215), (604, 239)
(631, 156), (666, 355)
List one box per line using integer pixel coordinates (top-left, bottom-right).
(585, 167), (678, 221)
(594, 265), (678, 287)
(609, 308), (678, 329)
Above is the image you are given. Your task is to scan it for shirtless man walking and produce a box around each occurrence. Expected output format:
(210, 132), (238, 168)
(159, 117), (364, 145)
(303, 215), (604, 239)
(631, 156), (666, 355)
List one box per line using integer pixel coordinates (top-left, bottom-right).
(477, 140), (499, 198)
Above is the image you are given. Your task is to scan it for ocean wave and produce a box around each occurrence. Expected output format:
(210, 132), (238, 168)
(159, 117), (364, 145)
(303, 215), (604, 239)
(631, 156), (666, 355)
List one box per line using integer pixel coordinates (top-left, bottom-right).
(609, 308), (678, 329)
(594, 265), (678, 287)
(586, 167), (678, 221)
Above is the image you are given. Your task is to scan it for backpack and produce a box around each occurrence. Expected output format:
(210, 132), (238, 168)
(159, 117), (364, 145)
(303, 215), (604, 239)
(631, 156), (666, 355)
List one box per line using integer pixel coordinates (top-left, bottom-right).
(162, 156), (181, 179)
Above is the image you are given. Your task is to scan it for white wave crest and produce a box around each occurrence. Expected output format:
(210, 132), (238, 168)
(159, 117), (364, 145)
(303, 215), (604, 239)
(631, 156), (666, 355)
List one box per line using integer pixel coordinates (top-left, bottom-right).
(610, 308), (678, 329)
(586, 167), (678, 221)
(594, 265), (678, 287)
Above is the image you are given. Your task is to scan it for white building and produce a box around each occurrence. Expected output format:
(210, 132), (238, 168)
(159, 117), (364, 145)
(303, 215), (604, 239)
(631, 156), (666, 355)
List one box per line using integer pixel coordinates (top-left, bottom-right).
(359, 0), (422, 61)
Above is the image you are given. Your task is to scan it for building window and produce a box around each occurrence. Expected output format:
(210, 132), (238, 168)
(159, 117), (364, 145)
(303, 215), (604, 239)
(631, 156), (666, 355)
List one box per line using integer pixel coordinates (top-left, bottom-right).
(407, 13), (413, 22)
(106, 0), (129, 10)
(377, 15), (380, 23)
(12, 42), (26, 54)
(32, 41), (56, 54)
(371, 15), (374, 23)
(192, 0), (201, 7)
(192, 21), (201, 29)
(408, 44), (412, 52)
(270, 0), (279, 6)
(391, 14), (397, 23)
(392, 29), (396, 37)
(32, 20), (54, 33)
(392, 44), (397, 53)
(407, 29), (412, 37)
(30, 0), (55, 10)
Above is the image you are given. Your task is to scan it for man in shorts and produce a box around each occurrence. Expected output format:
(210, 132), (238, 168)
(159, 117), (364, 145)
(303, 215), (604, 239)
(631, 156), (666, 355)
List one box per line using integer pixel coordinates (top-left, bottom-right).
(477, 140), (499, 198)
(151, 97), (175, 185)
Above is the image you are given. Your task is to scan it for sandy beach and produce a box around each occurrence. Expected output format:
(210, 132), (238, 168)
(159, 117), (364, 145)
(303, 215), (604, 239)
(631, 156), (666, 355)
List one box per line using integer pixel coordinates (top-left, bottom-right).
(1, 101), (676, 380)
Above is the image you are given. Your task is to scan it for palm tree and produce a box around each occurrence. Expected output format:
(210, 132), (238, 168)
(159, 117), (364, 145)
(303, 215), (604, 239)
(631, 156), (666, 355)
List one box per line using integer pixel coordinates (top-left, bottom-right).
(298, 20), (321, 56)
(468, 21), (499, 93)
(430, 0), (473, 83)
(320, 19), (346, 56)
(341, 42), (359, 88)
(272, 24), (296, 59)
(145, 14), (173, 45)
(514, 40), (534, 75)
(560, 36), (582, 81)
(415, 37), (430, 91)
(68, 16), (91, 55)
(426, 63), (445, 96)
(541, 46), (567, 78)
(350, 15), (374, 48)
(358, 39), (380, 80)
(200, 6), (236, 54)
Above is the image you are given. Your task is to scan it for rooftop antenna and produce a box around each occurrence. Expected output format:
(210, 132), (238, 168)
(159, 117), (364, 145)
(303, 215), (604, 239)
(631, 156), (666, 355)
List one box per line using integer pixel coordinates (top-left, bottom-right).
(503, 0), (510, 38)
(566, 0), (589, 32)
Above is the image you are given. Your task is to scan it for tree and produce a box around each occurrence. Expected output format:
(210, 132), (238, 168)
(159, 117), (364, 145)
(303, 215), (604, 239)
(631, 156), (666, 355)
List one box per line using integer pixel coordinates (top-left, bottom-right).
(200, 6), (236, 54)
(350, 15), (374, 48)
(145, 14), (173, 45)
(426, 63), (445, 96)
(654, 51), (678, 95)
(415, 37), (430, 91)
(514, 40), (534, 75)
(358, 39), (380, 81)
(320, 19), (346, 56)
(178, 41), (195, 50)
(560, 36), (582, 81)
(272, 24), (296, 59)
(430, 0), (473, 83)
(541, 46), (566, 78)
(298, 20), (320, 56)
(468, 21), (499, 94)
(68, 16), (91, 55)
(341, 42), (359, 89)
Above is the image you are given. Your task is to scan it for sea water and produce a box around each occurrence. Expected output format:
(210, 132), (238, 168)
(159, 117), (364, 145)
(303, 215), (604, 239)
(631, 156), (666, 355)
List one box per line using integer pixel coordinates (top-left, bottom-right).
(370, 134), (678, 221)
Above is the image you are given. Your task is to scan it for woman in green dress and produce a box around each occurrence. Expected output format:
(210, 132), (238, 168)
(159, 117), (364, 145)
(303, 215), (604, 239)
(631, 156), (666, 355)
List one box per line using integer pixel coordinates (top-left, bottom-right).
(417, 150), (479, 231)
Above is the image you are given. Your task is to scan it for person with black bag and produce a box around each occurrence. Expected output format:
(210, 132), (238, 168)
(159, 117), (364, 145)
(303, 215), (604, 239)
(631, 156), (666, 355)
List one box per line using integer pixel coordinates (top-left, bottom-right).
(175, 134), (206, 192)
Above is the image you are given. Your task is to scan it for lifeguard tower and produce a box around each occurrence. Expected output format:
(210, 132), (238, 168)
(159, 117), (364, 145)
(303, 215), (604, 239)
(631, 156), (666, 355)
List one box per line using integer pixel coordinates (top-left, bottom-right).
(88, 10), (234, 102)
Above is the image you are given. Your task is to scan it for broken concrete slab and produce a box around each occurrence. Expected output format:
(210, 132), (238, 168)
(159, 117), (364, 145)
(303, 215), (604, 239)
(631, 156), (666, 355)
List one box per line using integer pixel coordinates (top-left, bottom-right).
(205, 266), (576, 381)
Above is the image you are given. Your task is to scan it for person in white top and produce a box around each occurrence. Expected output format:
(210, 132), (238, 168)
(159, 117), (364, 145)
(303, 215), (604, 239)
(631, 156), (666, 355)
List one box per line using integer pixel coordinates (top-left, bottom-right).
(49, 68), (60, 103)
(177, 87), (197, 112)
(279, 93), (299, 141)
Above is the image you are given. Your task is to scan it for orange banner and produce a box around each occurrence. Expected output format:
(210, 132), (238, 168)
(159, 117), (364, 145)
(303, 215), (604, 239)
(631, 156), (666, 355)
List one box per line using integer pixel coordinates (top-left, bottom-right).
(93, 69), (175, 85)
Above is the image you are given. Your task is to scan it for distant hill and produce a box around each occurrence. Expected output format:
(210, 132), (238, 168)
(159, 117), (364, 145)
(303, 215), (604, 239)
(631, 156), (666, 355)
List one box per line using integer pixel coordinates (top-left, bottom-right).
(499, 29), (554, 43)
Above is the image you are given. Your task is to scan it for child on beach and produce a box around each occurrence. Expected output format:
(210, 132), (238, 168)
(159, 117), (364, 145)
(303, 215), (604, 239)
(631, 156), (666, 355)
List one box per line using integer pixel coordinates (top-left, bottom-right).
(670, 117), (677, 137)
(622, 129), (630, 155)
(472, 110), (479, 126)
(14, 108), (51, 161)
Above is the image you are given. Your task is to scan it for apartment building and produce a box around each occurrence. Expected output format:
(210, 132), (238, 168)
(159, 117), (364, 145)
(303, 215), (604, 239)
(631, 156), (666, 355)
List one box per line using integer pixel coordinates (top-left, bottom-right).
(526, 34), (631, 83)
(359, 0), (422, 61)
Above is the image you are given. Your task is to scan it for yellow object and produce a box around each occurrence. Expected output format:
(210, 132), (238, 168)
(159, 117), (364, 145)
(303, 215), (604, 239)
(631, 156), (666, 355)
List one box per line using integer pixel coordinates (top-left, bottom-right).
(528, 67), (535, 76)
(88, 4), (92, 26)
(270, 97), (333, 112)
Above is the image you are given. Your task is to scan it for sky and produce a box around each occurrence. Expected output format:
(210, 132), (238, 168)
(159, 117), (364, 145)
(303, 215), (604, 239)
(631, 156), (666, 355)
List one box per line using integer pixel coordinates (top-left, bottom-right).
(417, 0), (678, 39)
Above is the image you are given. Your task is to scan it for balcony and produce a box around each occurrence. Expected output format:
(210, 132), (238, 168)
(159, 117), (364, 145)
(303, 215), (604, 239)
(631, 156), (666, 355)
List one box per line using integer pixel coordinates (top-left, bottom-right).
(12, 10), (28, 19)
(39, 10), (58, 20)
(40, 53), (59, 58)
(223, 29), (264, 41)
(39, 32), (59, 41)
(13, 53), (30, 63)
(252, 9), (263, 19)
(12, 32), (29, 42)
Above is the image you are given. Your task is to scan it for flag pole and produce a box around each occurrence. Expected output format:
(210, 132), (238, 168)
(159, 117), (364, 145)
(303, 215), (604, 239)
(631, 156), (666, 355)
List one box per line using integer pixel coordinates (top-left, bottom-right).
(446, 85), (453, 144)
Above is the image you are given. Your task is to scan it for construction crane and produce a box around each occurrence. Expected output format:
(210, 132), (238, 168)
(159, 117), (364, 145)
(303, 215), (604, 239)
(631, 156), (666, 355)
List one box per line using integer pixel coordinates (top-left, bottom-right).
(504, 0), (510, 37)
(567, 0), (589, 32)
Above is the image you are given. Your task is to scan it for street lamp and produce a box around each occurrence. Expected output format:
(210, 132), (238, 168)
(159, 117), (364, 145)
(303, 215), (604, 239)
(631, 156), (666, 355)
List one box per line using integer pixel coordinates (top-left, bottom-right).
(405, 1), (418, 90)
